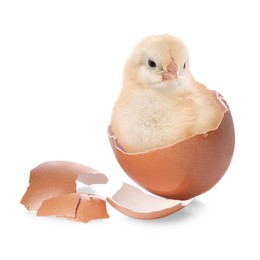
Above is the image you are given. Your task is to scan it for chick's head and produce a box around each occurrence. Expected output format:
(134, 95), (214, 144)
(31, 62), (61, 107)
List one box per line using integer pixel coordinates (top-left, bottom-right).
(124, 34), (191, 89)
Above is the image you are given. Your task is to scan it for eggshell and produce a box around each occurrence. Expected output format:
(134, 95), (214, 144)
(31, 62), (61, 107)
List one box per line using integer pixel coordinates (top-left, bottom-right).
(37, 193), (109, 223)
(108, 91), (235, 200)
(37, 193), (80, 218)
(106, 183), (193, 219)
(20, 161), (109, 211)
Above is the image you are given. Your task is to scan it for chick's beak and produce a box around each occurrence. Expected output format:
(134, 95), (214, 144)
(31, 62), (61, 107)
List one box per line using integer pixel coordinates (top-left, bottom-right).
(162, 60), (178, 80)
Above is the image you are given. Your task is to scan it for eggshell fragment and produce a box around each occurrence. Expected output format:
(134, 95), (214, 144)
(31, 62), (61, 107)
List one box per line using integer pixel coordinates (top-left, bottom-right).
(37, 193), (81, 218)
(37, 193), (109, 223)
(20, 161), (109, 211)
(107, 183), (193, 219)
(75, 193), (109, 222)
(108, 91), (235, 200)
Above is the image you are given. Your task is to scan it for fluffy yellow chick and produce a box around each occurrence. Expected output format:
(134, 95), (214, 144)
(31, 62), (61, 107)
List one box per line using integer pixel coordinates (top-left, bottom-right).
(111, 34), (223, 153)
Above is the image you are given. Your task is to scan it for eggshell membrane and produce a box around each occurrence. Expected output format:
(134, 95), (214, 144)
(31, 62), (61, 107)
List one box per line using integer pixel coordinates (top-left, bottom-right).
(20, 161), (109, 211)
(107, 183), (193, 219)
(37, 193), (109, 223)
(108, 91), (235, 200)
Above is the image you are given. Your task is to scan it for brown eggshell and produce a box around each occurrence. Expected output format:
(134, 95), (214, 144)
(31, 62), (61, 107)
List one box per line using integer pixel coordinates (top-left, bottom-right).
(37, 193), (109, 223)
(106, 183), (193, 219)
(108, 91), (235, 200)
(37, 193), (80, 218)
(75, 193), (109, 222)
(20, 161), (109, 211)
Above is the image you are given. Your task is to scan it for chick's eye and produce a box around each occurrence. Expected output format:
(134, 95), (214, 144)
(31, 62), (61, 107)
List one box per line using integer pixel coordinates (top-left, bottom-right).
(148, 59), (157, 68)
(183, 62), (186, 70)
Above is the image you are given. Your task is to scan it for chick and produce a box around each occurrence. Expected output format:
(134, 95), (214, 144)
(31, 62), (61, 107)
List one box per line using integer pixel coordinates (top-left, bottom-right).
(111, 34), (223, 153)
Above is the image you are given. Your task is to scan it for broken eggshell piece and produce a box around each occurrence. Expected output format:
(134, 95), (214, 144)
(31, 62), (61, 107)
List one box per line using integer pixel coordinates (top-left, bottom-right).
(37, 193), (109, 223)
(108, 91), (235, 200)
(107, 183), (193, 219)
(20, 161), (109, 211)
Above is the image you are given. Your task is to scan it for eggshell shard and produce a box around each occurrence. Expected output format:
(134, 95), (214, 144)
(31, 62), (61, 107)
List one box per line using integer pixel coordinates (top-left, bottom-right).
(20, 161), (109, 211)
(37, 193), (109, 223)
(107, 183), (193, 219)
(108, 92), (235, 200)
(37, 192), (80, 218)
(75, 193), (109, 222)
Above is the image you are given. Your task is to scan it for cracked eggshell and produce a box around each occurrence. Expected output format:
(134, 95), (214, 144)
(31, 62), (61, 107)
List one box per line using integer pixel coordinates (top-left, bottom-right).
(37, 193), (109, 223)
(107, 183), (193, 219)
(108, 91), (235, 200)
(20, 161), (109, 211)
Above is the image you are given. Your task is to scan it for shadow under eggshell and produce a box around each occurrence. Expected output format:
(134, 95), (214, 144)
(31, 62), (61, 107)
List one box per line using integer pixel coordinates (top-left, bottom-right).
(108, 92), (235, 200)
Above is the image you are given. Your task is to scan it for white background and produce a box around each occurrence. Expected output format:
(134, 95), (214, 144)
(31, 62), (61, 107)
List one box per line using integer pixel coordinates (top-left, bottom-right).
(0, 0), (259, 259)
